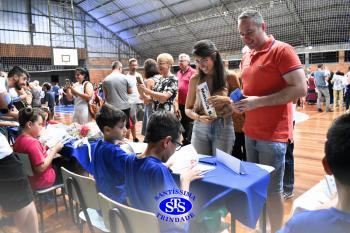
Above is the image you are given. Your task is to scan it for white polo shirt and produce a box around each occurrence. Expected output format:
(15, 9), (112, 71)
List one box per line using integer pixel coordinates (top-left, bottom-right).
(0, 76), (14, 159)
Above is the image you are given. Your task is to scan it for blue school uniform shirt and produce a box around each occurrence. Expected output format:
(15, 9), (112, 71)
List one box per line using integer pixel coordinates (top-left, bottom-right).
(92, 139), (130, 203)
(125, 155), (186, 233)
(277, 208), (350, 233)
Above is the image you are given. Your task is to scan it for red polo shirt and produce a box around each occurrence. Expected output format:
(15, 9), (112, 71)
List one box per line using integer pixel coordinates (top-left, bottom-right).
(240, 36), (302, 142)
(177, 66), (196, 105)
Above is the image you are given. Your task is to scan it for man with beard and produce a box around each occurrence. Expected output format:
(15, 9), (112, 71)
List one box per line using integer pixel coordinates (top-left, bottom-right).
(0, 66), (39, 233)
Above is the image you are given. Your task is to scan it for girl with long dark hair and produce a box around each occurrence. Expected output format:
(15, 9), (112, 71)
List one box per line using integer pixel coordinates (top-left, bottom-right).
(185, 40), (236, 155)
(66, 67), (94, 124)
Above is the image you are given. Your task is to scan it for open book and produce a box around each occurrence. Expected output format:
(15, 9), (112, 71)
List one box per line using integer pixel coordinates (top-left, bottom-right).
(167, 144), (216, 175)
(39, 123), (73, 148)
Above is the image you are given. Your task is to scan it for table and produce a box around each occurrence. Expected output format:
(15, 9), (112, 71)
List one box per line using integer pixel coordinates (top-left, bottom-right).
(190, 156), (270, 233)
(60, 140), (97, 174)
(61, 142), (271, 233)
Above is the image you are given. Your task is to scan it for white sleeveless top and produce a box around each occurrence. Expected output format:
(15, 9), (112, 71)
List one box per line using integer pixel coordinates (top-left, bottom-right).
(72, 82), (92, 125)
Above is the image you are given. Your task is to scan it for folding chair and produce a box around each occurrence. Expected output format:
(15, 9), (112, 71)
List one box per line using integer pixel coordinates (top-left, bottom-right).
(98, 192), (160, 233)
(16, 153), (67, 233)
(61, 167), (108, 233)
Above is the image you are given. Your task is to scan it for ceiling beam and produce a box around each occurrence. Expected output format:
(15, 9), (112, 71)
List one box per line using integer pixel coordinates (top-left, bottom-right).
(102, 0), (190, 23)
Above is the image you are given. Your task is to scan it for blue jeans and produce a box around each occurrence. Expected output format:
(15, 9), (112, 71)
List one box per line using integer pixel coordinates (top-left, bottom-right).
(283, 140), (294, 194)
(191, 118), (235, 156)
(245, 136), (287, 193)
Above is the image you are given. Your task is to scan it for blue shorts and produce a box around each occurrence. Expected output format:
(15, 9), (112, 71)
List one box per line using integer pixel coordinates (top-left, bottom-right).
(245, 136), (287, 194)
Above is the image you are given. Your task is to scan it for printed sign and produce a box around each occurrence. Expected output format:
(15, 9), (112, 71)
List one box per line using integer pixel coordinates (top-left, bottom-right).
(197, 82), (217, 117)
(154, 189), (196, 223)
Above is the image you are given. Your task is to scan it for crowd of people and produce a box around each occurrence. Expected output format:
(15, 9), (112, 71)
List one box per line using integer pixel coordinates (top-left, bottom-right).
(304, 64), (350, 113)
(0, 9), (349, 233)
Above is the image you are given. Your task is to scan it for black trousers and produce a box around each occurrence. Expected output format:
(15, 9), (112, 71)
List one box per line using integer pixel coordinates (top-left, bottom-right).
(231, 132), (246, 161)
(179, 104), (193, 145)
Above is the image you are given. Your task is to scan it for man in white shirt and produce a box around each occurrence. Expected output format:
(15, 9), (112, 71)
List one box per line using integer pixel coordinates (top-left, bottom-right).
(0, 66), (39, 233)
(126, 58), (144, 142)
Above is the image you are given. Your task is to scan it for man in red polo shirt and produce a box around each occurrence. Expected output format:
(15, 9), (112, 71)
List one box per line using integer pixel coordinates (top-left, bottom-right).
(177, 53), (196, 145)
(233, 10), (307, 232)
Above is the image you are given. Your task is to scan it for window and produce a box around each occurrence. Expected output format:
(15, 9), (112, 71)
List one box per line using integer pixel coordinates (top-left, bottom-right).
(309, 52), (338, 64)
(228, 60), (241, 69)
(297, 54), (305, 64)
(345, 50), (350, 62)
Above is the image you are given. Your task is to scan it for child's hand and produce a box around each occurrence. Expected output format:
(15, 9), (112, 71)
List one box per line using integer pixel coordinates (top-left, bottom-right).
(180, 163), (203, 184)
(53, 141), (64, 152)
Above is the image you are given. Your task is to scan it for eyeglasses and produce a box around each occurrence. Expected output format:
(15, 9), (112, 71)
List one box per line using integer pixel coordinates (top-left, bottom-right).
(174, 141), (183, 151)
(194, 58), (209, 66)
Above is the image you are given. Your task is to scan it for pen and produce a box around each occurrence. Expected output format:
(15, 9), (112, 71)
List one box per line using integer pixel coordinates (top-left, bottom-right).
(199, 160), (217, 166)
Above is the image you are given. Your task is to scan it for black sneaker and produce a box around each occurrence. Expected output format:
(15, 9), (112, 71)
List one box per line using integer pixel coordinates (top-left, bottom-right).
(318, 108), (323, 112)
(283, 192), (294, 200)
(133, 138), (139, 142)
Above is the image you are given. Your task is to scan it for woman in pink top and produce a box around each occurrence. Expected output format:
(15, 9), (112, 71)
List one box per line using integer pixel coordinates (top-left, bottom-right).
(13, 107), (63, 190)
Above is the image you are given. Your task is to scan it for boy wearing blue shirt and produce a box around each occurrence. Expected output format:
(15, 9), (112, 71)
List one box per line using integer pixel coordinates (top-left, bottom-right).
(278, 114), (350, 233)
(125, 111), (202, 233)
(93, 103), (130, 203)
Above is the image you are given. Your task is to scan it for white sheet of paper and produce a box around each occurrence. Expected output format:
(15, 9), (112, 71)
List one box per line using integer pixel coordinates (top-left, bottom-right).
(256, 164), (275, 173)
(171, 163), (215, 175)
(40, 124), (69, 148)
(216, 148), (246, 174)
(167, 144), (199, 171)
(324, 175), (337, 197)
(166, 144), (215, 175)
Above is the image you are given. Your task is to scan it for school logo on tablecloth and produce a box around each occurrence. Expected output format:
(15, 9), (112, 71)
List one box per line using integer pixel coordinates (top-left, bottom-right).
(154, 189), (196, 222)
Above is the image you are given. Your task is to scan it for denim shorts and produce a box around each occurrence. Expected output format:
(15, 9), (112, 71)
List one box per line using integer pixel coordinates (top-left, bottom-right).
(191, 117), (235, 156)
(245, 136), (287, 194)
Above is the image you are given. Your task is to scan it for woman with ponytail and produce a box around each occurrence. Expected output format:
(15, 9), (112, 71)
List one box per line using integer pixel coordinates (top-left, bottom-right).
(185, 40), (237, 156)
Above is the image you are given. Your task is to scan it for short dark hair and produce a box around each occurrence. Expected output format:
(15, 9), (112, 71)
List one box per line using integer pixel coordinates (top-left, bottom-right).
(96, 103), (126, 133)
(42, 82), (51, 91)
(317, 64), (323, 68)
(145, 110), (183, 144)
(335, 71), (344, 76)
(18, 107), (46, 129)
(8, 66), (30, 80)
(75, 67), (90, 82)
(325, 114), (350, 186)
(112, 61), (122, 70)
(144, 59), (159, 79)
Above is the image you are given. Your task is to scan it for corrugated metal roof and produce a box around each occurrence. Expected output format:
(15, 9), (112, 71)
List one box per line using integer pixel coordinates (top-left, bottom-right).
(73, 0), (350, 59)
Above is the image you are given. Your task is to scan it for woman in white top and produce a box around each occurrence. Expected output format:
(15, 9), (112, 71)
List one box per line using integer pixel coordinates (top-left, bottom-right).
(66, 67), (94, 124)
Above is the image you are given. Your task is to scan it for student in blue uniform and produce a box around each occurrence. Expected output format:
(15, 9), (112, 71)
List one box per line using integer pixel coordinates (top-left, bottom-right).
(92, 103), (130, 203)
(125, 110), (202, 233)
(278, 114), (350, 233)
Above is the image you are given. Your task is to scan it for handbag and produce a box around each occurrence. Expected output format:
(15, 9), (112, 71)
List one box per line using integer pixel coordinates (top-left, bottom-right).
(84, 82), (103, 119)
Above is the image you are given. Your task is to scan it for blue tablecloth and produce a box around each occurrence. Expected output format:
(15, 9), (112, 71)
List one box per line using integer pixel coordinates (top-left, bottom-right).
(60, 140), (98, 174)
(61, 143), (269, 229)
(192, 156), (270, 228)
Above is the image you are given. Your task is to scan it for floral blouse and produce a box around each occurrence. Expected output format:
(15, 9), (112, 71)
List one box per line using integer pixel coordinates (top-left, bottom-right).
(152, 74), (178, 111)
